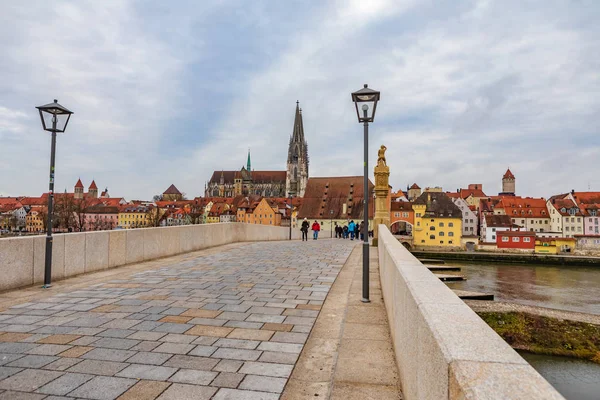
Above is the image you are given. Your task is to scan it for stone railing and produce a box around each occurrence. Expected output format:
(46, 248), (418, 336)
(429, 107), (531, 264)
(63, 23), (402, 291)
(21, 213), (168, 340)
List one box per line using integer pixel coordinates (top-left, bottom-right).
(377, 225), (564, 399)
(0, 223), (299, 292)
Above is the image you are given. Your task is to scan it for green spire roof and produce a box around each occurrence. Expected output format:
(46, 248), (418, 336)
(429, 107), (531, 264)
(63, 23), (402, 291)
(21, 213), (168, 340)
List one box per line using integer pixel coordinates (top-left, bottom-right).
(247, 148), (251, 171)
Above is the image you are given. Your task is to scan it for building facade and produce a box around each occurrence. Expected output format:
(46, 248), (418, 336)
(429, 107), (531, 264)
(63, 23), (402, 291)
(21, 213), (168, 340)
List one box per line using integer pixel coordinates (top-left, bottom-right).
(481, 214), (522, 243)
(547, 197), (584, 238)
(412, 192), (462, 248)
(450, 197), (478, 236)
(496, 231), (535, 250)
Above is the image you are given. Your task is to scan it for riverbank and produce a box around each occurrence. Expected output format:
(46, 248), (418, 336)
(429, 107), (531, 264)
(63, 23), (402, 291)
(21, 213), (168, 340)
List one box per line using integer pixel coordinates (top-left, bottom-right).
(412, 250), (600, 266)
(467, 301), (600, 325)
(475, 310), (600, 364)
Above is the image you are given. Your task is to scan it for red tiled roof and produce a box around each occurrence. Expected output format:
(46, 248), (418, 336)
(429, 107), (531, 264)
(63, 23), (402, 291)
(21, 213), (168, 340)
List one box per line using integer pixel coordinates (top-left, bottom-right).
(497, 230), (535, 237)
(75, 179), (84, 189)
(250, 171), (286, 183)
(503, 168), (515, 179)
(571, 192), (600, 205)
(297, 177), (374, 220)
(209, 171), (240, 184)
(497, 197), (549, 218)
(410, 183), (420, 189)
(459, 188), (487, 199)
(89, 180), (97, 190)
(551, 199), (583, 216)
(391, 201), (413, 212)
(163, 184), (181, 195)
(485, 215), (518, 228)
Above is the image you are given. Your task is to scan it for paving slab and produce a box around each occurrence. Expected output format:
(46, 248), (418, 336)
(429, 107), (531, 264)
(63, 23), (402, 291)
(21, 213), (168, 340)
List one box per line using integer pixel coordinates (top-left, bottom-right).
(0, 240), (356, 398)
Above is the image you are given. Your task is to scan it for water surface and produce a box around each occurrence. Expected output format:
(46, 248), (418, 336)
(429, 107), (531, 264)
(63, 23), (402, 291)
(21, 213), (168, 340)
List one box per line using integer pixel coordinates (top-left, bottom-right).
(444, 262), (600, 314)
(518, 351), (600, 400)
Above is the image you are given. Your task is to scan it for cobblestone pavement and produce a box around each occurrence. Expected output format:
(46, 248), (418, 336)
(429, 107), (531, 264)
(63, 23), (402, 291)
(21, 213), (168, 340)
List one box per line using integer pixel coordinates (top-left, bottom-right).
(0, 239), (355, 399)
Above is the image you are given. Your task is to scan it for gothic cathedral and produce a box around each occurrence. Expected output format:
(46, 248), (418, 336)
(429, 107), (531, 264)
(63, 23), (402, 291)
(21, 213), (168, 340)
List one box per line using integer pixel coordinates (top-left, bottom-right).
(286, 101), (309, 197)
(205, 101), (309, 198)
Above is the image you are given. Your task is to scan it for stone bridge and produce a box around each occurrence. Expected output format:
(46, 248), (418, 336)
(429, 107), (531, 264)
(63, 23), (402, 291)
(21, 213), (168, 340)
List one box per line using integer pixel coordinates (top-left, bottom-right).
(0, 224), (564, 399)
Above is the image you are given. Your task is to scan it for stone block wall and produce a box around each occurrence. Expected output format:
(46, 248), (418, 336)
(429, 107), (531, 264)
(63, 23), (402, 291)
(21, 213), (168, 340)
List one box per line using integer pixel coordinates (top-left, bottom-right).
(377, 225), (564, 399)
(0, 223), (300, 292)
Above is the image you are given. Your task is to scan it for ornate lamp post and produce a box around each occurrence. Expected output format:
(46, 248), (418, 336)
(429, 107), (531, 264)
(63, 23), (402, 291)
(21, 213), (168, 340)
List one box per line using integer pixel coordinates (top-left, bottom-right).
(36, 99), (73, 288)
(330, 209), (334, 238)
(351, 84), (380, 303)
(288, 193), (293, 240)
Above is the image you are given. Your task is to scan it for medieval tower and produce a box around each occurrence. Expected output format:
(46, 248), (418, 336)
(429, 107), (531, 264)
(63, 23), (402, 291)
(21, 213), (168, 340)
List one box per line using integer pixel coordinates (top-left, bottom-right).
(501, 168), (515, 195)
(286, 101), (309, 197)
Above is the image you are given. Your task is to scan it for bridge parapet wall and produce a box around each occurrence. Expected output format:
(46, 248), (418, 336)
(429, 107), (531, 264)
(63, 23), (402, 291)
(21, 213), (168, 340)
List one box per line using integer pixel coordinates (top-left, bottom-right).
(377, 225), (563, 399)
(0, 223), (298, 292)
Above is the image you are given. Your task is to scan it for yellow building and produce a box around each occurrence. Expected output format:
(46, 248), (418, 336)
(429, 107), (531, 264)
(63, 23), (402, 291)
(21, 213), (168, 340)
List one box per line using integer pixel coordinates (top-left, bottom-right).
(413, 192), (462, 248)
(26, 209), (45, 232)
(535, 237), (576, 254)
(118, 205), (151, 229)
(237, 198), (281, 226)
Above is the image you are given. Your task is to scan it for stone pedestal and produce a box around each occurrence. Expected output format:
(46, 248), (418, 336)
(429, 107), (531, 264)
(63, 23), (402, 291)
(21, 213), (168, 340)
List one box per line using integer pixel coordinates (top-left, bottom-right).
(373, 162), (390, 247)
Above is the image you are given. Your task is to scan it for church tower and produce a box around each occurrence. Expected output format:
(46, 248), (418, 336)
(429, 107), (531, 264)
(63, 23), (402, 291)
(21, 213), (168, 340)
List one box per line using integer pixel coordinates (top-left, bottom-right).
(502, 168), (515, 195)
(286, 101), (309, 197)
(74, 179), (84, 200)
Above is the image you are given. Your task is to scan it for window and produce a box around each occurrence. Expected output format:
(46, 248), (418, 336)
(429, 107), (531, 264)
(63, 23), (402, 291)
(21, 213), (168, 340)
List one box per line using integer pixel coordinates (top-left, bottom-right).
(416, 213), (422, 217)
(512, 237), (520, 242)
(439, 232), (445, 236)
(577, 218), (581, 222)
(470, 227), (474, 231)
(440, 240), (444, 244)
(421, 240), (425, 243)
(429, 235), (435, 240)
(492, 235), (496, 240)
(448, 232), (454, 237)
(448, 222), (454, 227)
(566, 227), (570, 231)
(402, 212), (409, 218)
(523, 237), (531, 242)
(430, 226), (435, 231)
(492, 228), (496, 232)
(417, 221), (420, 227)
(449, 240), (453, 244)
(394, 213), (399, 217)
(502, 237), (509, 242)
(439, 222), (444, 227)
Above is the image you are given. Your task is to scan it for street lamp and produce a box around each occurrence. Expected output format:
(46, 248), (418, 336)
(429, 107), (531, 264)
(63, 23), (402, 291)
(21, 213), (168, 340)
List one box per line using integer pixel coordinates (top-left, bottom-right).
(36, 99), (73, 288)
(351, 84), (380, 303)
(330, 209), (334, 238)
(288, 193), (293, 240)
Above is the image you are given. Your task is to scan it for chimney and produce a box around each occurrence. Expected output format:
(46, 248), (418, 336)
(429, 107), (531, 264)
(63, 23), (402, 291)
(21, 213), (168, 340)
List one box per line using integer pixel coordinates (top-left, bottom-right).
(571, 189), (575, 195)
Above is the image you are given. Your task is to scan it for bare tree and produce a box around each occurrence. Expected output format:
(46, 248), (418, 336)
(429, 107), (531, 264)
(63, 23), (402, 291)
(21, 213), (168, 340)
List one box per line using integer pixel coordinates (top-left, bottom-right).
(146, 206), (162, 227)
(153, 194), (163, 202)
(189, 201), (203, 225)
(72, 198), (92, 232)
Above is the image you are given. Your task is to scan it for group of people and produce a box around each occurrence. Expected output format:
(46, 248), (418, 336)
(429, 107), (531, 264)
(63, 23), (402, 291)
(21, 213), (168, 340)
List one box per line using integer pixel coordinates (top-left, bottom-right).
(300, 218), (371, 241)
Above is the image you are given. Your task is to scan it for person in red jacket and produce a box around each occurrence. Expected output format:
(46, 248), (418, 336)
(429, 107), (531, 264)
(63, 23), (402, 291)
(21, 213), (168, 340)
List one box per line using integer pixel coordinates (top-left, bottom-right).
(311, 220), (320, 240)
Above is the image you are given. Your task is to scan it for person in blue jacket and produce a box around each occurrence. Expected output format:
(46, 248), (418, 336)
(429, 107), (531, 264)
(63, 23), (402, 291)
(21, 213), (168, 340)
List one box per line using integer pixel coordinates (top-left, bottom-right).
(348, 220), (356, 240)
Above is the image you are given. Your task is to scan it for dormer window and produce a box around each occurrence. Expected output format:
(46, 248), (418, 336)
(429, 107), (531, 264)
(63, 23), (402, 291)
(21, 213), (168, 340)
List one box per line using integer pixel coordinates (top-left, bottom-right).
(561, 208), (566, 213)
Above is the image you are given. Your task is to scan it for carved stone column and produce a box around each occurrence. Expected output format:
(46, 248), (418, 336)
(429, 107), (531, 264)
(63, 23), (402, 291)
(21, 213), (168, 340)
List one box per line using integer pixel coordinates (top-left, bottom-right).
(373, 146), (391, 246)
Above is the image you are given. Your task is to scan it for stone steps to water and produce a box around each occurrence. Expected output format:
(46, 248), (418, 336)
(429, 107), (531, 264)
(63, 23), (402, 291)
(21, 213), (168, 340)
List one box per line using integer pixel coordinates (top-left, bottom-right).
(434, 273), (466, 282)
(452, 289), (495, 301)
(418, 258), (445, 264)
(426, 265), (461, 272)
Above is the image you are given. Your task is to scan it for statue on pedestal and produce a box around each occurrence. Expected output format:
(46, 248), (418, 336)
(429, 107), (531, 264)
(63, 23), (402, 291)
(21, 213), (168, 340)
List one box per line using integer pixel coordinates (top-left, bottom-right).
(377, 145), (387, 166)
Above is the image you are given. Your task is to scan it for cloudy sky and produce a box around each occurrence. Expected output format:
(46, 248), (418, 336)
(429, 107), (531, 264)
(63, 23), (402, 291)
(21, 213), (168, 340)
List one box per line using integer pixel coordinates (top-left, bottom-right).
(1, 0), (598, 200)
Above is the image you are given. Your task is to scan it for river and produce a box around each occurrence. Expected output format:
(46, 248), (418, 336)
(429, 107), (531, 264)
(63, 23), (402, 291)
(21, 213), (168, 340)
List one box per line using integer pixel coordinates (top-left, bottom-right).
(518, 351), (600, 400)
(442, 261), (600, 399)
(444, 261), (600, 315)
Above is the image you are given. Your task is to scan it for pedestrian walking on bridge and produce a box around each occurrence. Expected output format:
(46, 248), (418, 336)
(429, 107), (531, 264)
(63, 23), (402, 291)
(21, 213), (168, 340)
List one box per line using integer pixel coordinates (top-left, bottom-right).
(311, 220), (321, 240)
(301, 218), (309, 241)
